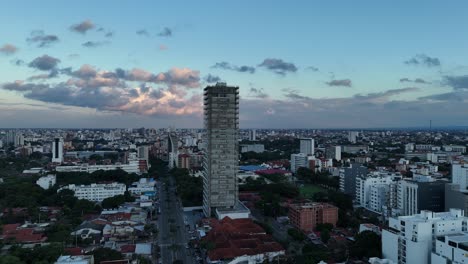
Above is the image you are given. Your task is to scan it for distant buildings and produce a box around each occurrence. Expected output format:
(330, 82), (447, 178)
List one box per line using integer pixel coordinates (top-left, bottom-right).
(203, 83), (243, 218)
(240, 144), (265, 153)
(299, 138), (315, 156)
(36, 174), (56, 190)
(58, 183), (126, 202)
(52, 137), (64, 163)
(127, 178), (156, 195)
(288, 202), (338, 232)
(56, 161), (140, 174)
(382, 209), (467, 264)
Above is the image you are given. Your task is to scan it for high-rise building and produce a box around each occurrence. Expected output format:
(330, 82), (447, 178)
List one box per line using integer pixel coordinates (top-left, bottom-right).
(14, 133), (24, 147)
(326, 145), (341, 161)
(299, 138), (314, 156)
(203, 83), (239, 217)
(348, 131), (359, 143)
(290, 153), (308, 173)
(168, 132), (178, 169)
(339, 163), (368, 198)
(5, 131), (16, 145)
(52, 138), (64, 163)
(249, 129), (256, 141)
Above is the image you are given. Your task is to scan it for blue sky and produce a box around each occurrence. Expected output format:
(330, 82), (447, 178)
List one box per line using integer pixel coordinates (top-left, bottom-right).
(1, 1), (468, 128)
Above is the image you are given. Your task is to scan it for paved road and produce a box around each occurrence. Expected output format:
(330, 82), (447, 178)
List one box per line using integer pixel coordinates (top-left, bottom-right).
(158, 169), (195, 264)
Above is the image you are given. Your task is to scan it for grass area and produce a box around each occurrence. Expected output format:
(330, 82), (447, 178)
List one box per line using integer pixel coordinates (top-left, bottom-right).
(299, 184), (325, 198)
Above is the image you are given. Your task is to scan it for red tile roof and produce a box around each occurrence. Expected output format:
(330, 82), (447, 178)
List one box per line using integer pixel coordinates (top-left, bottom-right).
(64, 247), (84, 256)
(202, 217), (284, 261)
(0, 224), (47, 243)
(120, 244), (136, 253)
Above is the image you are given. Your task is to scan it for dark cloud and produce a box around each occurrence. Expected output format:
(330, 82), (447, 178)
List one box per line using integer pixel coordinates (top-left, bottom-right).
(404, 54), (441, 67)
(249, 87), (268, 99)
(258, 58), (297, 75)
(105, 32), (114, 38)
(204, 74), (221, 83)
(26, 30), (59, 48)
(28, 55), (60, 71)
(211, 62), (255, 74)
(11, 59), (25, 66)
(326, 79), (352, 87)
(82, 41), (109, 48)
(136, 29), (149, 36)
(70, 20), (95, 34)
(158, 27), (172, 37)
(306, 66), (319, 72)
(443, 75), (468, 90)
(0, 44), (18, 55)
(400, 78), (430, 84)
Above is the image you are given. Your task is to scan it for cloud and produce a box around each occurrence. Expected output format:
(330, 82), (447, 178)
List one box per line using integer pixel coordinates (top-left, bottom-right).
(115, 67), (200, 88)
(258, 58), (297, 75)
(159, 44), (168, 50)
(306, 66), (319, 72)
(70, 64), (97, 79)
(326, 79), (352, 87)
(28, 55), (60, 71)
(400, 77), (430, 84)
(443, 75), (468, 90)
(211, 62), (255, 74)
(82, 41), (109, 48)
(404, 54), (441, 67)
(249, 87), (268, 99)
(158, 27), (172, 37)
(420, 91), (468, 102)
(2, 81), (49, 91)
(70, 20), (95, 34)
(204, 74), (221, 83)
(136, 29), (149, 36)
(11, 59), (25, 66)
(105, 32), (114, 38)
(26, 30), (59, 47)
(0, 44), (18, 55)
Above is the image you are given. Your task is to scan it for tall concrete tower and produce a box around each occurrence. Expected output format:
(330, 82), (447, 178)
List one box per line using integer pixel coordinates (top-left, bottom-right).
(52, 137), (64, 163)
(202, 82), (239, 217)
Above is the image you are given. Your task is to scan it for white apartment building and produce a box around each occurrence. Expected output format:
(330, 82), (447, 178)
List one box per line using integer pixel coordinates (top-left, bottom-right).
(382, 209), (468, 264)
(290, 153), (308, 173)
(299, 138), (315, 156)
(452, 163), (468, 190)
(355, 172), (402, 214)
(128, 178), (156, 195)
(58, 183), (126, 202)
(55, 160), (140, 174)
(36, 174), (56, 190)
(443, 145), (467, 153)
(432, 232), (468, 264)
(240, 144), (265, 153)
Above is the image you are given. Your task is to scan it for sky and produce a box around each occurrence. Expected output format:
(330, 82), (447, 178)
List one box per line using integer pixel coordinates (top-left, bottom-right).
(1, 0), (468, 128)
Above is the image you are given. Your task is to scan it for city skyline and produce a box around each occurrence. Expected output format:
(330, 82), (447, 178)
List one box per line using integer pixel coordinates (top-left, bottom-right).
(1, 1), (468, 128)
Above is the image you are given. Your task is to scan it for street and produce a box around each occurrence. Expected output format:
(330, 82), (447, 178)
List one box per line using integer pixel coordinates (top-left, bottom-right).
(157, 169), (195, 264)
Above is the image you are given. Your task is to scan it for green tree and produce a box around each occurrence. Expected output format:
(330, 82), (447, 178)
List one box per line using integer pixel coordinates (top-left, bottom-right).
(88, 248), (123, 263)
(349, 231), (382, 259)
(287, 228), (305, 241)
(320, 229), (330, 244)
